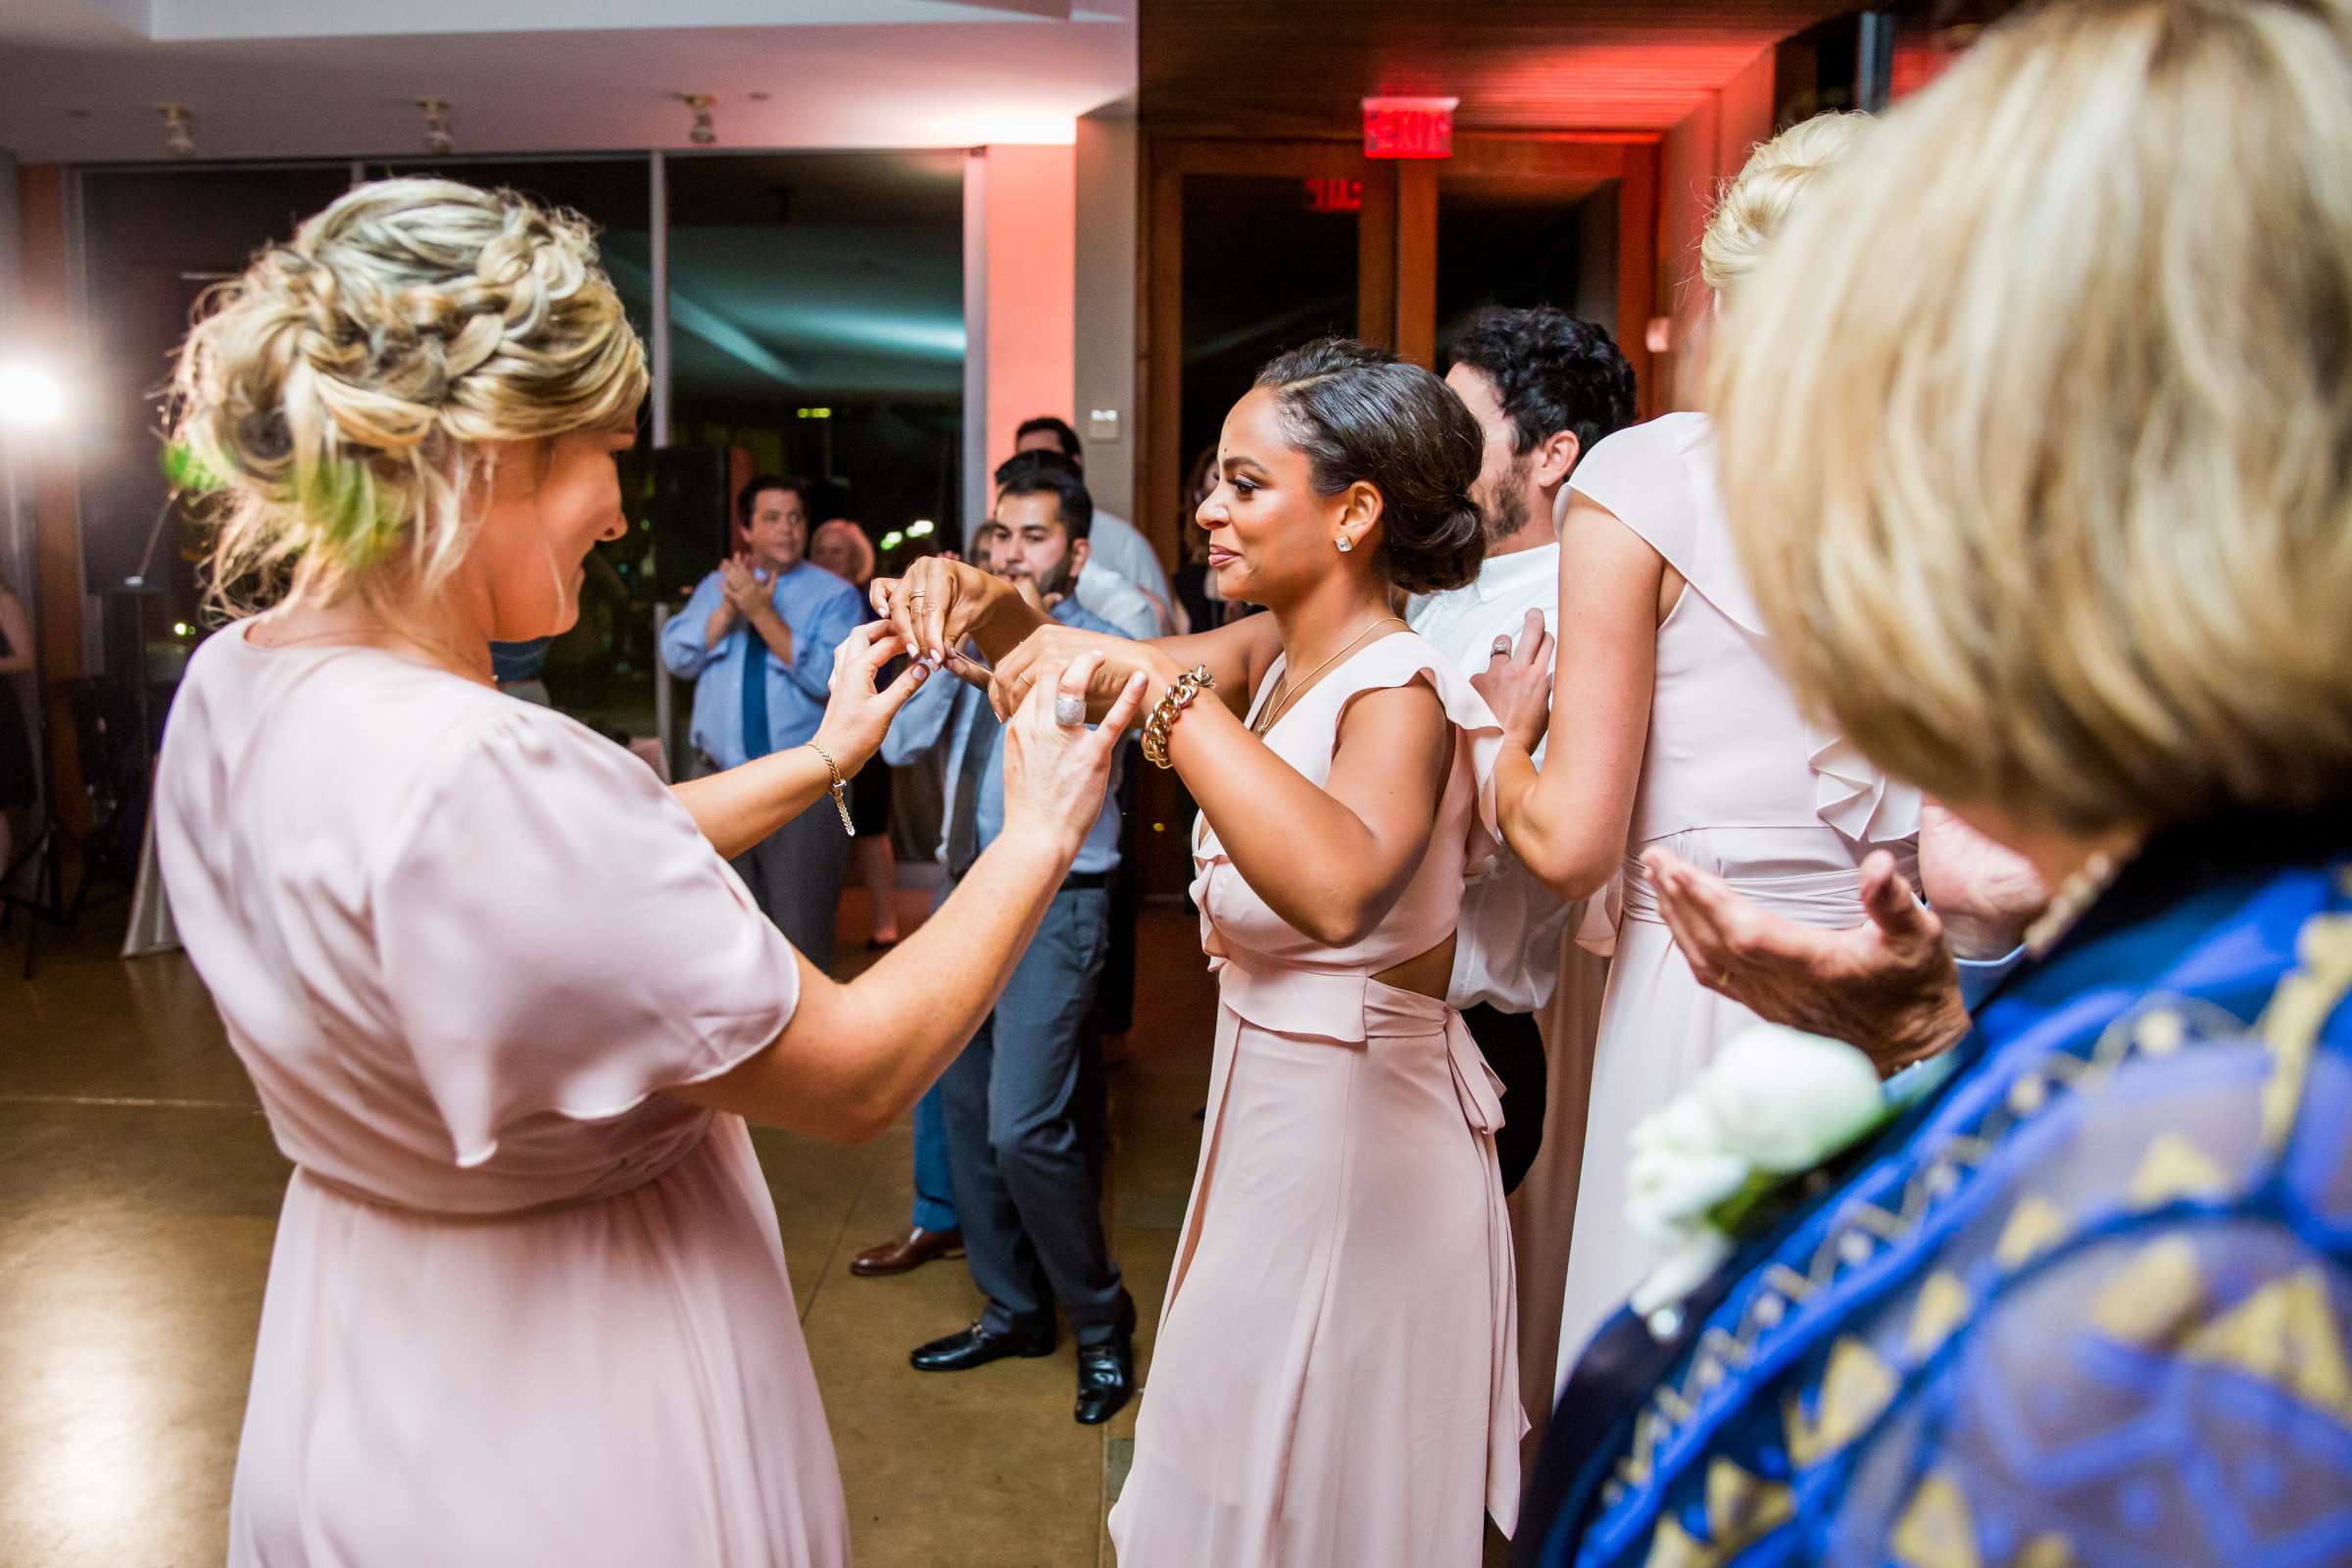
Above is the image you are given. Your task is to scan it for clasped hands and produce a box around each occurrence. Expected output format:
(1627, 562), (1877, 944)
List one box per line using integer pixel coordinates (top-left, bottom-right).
(716, 554), (779, 625)
(871, 556), (1173, 723)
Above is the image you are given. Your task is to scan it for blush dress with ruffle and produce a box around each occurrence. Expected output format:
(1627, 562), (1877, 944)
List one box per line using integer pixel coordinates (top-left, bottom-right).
(1107, 633), (1526, 1567)
(155, 628), (849, 1568)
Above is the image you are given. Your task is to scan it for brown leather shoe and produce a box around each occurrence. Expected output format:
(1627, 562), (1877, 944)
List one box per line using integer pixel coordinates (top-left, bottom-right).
(849, 1225), (965, 1278)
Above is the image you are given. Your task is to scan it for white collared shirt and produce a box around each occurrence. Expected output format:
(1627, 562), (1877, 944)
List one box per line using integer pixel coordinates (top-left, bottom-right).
(1407, 542), (1573, 1014)
(1071, 563), (1161, 640)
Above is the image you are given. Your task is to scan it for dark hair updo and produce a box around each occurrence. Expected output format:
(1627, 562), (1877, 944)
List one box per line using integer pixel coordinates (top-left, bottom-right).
(1253, 337), (1485, 596)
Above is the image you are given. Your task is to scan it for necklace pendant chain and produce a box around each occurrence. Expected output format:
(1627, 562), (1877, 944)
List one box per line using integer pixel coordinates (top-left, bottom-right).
(1251, 612), (1405, 737)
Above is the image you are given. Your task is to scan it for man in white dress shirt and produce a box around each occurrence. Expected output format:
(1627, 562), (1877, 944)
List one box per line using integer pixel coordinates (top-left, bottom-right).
(1407, 306), (1636, 1194)
(1012, 416), (1175, 633)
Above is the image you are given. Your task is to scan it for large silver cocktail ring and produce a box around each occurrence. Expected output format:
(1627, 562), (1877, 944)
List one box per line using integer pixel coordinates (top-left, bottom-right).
(1491, 634), (1513, 657)
(1054, 694), (1088, 726)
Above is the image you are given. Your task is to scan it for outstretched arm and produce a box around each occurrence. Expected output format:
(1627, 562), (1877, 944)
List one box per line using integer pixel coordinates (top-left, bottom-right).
(672, 656), (1152, 1141)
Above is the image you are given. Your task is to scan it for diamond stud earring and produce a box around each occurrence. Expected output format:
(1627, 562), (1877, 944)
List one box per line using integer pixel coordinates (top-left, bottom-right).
(1335, 536), (1353, 554)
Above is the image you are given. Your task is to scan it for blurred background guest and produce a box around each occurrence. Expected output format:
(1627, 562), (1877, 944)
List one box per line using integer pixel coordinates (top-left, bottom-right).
(1011, 416), (1175, 632)
(810, 517), (902, 952)
(1169, 445), (1227, 634)
(1416, 303), (1636, 1197)
(1479, 113), (1924, 1382)
(1522, 1), (2352, 1560)
(661, 475), (865, 969)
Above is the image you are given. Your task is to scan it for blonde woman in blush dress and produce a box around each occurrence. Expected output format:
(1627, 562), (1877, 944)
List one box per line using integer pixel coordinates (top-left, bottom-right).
(879, 338), (1524, 1566)
(153, 180), (1144, 1567)
(1479, 116), (1924, 1384)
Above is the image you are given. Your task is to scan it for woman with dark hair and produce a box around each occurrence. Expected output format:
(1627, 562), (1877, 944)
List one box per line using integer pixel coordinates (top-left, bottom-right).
(877, 338), (1524, 1565)
(1168, 443), (1225, 633)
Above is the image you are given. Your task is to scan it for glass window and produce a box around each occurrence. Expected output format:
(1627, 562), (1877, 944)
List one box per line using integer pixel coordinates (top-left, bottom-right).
(662, 151), (965, 579)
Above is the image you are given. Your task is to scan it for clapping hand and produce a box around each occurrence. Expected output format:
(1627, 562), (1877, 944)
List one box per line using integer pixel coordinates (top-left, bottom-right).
(1646, 846), (1972, 1076)
(719, 555), (772, 620)
(1917, 802), (2047, 960)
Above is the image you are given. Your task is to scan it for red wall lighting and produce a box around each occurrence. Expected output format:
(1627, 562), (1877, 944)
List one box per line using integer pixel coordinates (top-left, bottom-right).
(1362, 96), (1457, 160)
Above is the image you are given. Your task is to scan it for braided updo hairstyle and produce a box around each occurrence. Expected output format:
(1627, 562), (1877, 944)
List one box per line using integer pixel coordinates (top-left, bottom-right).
(169, 178), (647, 616)
(1252, 338), (1485, 596)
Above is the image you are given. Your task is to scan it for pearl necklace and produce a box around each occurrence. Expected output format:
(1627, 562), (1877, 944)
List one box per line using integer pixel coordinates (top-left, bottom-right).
(2020, 835), (2141, 957)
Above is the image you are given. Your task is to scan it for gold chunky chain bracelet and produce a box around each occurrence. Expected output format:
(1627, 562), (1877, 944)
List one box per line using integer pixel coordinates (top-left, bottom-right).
(1140, 664), (1215, 769)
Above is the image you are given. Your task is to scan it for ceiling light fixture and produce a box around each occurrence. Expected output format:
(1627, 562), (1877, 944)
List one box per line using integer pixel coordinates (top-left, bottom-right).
(679, 93), (717, 147)
(416, 98), (455, 157)
(157, 103), (195, 159)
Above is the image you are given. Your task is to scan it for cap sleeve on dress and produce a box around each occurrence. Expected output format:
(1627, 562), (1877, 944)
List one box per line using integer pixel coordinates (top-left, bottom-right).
(1573, 415), (1922, 846)
(1567, 412), (1765, 636)
(1330, 637), (1505, 880)
(371, 707), (801, 1167)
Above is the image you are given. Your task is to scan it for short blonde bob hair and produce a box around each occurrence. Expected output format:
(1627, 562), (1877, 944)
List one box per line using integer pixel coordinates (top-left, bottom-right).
(1698, 111), (1873, 295)
(1711, 0), (2352, 831)
(170, 178), (647, 617)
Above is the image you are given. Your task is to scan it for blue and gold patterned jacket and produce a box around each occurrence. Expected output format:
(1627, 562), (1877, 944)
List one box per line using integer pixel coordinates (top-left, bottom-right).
(1521, 811), (2352, 1568)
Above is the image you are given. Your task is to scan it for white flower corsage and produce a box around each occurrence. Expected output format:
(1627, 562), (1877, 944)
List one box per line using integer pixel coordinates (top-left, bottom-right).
(1626, 1023), (1949, 1330)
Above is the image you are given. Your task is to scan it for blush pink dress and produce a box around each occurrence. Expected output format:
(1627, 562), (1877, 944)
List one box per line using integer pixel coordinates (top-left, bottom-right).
(1551, 413), (1922, 1380)
(153, 627), (850, 1567)
(1107, 633), (1527, 1567)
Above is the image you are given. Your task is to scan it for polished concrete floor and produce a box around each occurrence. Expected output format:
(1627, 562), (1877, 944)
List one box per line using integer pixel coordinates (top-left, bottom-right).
(0, 883), (1219, 1568)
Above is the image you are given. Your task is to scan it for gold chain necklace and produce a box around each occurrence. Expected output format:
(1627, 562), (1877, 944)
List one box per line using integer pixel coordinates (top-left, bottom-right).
(1250, 613), (1407, 737)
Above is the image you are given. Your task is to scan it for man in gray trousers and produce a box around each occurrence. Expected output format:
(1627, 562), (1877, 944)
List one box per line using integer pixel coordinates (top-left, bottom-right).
(881, 459), (1137, 1426)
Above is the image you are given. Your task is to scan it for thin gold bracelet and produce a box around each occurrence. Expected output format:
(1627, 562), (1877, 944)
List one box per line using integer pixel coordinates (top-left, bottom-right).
(806, 742), (855, 836)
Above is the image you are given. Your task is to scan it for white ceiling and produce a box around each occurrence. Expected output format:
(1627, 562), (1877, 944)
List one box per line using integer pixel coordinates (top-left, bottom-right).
(0, 1), (1137, 162)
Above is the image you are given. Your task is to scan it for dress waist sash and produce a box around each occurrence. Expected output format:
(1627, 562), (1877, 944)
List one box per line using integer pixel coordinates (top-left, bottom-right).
(1204, 947), (1526, 1525)
(1593, 828), (1921, 945)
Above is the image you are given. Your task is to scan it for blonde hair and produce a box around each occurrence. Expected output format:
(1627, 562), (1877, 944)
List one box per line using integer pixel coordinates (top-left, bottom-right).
(169, 178), (647, 619)
(1699, 112), (1873, 294)
(1711, 0), (2352, 831)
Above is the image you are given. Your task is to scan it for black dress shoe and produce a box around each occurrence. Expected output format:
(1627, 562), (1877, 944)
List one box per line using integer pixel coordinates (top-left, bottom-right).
(908, 1316), (1056, 1372)
(1073, 1305), (1136, 1425)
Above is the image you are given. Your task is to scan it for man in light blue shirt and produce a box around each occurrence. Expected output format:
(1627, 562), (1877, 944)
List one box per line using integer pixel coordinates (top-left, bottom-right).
(860, 460), (1139, 1427)
(660, 473), (865, 967)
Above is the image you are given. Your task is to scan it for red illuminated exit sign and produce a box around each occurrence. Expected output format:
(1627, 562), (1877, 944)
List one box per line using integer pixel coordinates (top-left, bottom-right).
(1362, 96), (1457, 160)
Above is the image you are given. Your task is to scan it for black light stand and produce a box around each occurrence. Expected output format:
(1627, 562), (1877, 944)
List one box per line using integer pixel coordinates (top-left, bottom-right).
(0, 494), (175, 979)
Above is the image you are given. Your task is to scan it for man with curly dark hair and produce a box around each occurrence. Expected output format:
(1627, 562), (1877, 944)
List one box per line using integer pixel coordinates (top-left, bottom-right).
(1411, 305), (1636, 1196)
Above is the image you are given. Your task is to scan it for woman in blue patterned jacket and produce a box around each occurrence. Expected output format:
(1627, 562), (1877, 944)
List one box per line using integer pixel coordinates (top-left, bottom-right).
(1519, 2), (2352, 1564)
